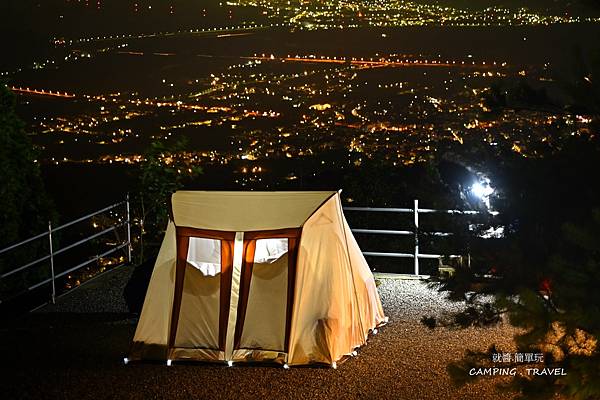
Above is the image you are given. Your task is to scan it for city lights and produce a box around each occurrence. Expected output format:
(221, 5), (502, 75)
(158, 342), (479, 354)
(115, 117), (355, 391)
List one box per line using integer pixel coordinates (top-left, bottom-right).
(2, 1), (600, 399)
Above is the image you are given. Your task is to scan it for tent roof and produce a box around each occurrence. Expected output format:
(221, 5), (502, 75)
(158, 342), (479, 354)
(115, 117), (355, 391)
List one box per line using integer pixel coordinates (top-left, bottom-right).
(171, 191), (337, 232)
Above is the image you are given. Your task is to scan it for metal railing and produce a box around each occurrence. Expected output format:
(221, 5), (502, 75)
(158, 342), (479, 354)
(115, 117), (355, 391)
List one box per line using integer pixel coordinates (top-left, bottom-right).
(345, 200), (497, 276)
(0, 195), (132, 305)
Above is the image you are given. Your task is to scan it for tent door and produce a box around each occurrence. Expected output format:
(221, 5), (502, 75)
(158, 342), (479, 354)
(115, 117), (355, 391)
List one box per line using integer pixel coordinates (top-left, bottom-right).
(170, 229), (236, 357)
(170, 228), (299, 360)
(232, 236), (298, 354)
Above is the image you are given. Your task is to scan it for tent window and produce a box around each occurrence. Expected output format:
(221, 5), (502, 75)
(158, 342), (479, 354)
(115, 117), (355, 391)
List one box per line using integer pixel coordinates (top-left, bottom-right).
(186, 237), (221, 276)
(254, 238), (288, 264)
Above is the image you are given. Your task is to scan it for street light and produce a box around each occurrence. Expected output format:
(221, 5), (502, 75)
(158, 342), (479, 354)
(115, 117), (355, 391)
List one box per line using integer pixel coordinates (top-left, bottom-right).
(471, 181), (493, 199)
(471, 178), (494, 208)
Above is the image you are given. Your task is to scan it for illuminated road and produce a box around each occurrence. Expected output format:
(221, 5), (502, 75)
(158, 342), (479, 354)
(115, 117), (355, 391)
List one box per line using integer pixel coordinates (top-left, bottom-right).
(109, 48), (501, 69)
(243, 55), (500, 68)
(68, 24), (271, 45)
(10, 86), (76, 98)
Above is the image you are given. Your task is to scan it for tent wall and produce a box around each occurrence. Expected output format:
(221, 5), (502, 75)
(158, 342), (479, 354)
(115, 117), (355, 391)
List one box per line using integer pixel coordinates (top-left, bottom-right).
(288, 193), (384, 366)
(174, 265), (220, 350)
(341, 207), (387, 339)
(129, 221), (177, 360)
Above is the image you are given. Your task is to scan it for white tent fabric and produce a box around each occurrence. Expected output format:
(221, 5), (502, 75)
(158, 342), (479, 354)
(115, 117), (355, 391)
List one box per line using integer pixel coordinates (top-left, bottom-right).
(172, 191), (335, 231)
(129, 191), (386, 366)
(129, 221), (176, 360)
(288, 194), (376, 364)
(239, 251), (288, 352)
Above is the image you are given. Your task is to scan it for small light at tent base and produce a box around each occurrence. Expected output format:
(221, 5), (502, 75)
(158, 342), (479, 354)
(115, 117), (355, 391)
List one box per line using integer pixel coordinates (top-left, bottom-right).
(351, 351), (358, 357)
(384, 316), (389, 323)
(166, 359), (172, 366)
(123, 357), (129, 365)
(283, 363), (290, 370)
(227, 360), (233, 367)
(373, 328), (378, 335)
(332, 362), (337, 369)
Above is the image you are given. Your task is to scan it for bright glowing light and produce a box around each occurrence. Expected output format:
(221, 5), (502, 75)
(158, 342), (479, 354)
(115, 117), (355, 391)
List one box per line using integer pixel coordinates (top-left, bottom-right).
(471, 178), (495, 208)
(332, 362), (337, 369)
(471, 181), (494, 199)
(166, 359), (172, 366)
(227, 360), (233, 367)
(283, 363), (290, 370)
(123, 357), (129, 365)
(471, 178), (494, 208)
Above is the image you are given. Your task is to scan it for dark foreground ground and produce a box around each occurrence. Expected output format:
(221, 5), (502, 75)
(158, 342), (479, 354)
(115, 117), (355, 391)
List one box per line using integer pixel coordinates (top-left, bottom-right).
(0, 265), (520, 400)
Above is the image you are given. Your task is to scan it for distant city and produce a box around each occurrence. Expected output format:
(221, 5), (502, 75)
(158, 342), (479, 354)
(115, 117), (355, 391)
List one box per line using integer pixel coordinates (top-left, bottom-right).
(3, 0), (599, 204)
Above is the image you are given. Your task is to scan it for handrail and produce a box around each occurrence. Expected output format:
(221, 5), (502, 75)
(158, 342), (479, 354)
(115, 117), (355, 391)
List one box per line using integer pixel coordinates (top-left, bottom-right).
(0, 231), (50, 256)
(28, 243), (129, 291)
(0, 199), (126, 256)
(51, 222), (126, 258)
(344, 206), (414, 213)
(351, 229), (413, 236)
(0, 197), (132, 306)
(0, 254), (52, 279)
(51, 200), (126, 233)
(344, 206), (498, 215)
(344, 200), (497, 275)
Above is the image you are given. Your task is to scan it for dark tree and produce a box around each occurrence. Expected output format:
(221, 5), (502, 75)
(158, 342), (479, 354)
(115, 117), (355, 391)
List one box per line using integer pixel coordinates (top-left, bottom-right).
(0, 85), (55, 299)
(136, 139), (202, 260)
(0, 85), (53, 250)
(422, 47), (600, 398)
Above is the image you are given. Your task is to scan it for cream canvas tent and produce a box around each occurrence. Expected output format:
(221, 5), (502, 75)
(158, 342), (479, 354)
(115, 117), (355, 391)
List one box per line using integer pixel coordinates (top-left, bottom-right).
(128, 191), (386, 367)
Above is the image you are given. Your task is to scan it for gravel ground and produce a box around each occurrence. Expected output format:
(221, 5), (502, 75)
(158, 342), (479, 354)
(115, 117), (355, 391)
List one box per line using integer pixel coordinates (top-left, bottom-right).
(0, 266), (521, 400)
(38, 265), (134, 314)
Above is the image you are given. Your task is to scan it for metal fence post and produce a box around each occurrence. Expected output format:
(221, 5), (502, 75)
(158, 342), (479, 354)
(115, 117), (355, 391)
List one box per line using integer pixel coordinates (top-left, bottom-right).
(413, 199), (419, 276)
(126, 193), (132, 264)
(48, 221), (56, 304)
